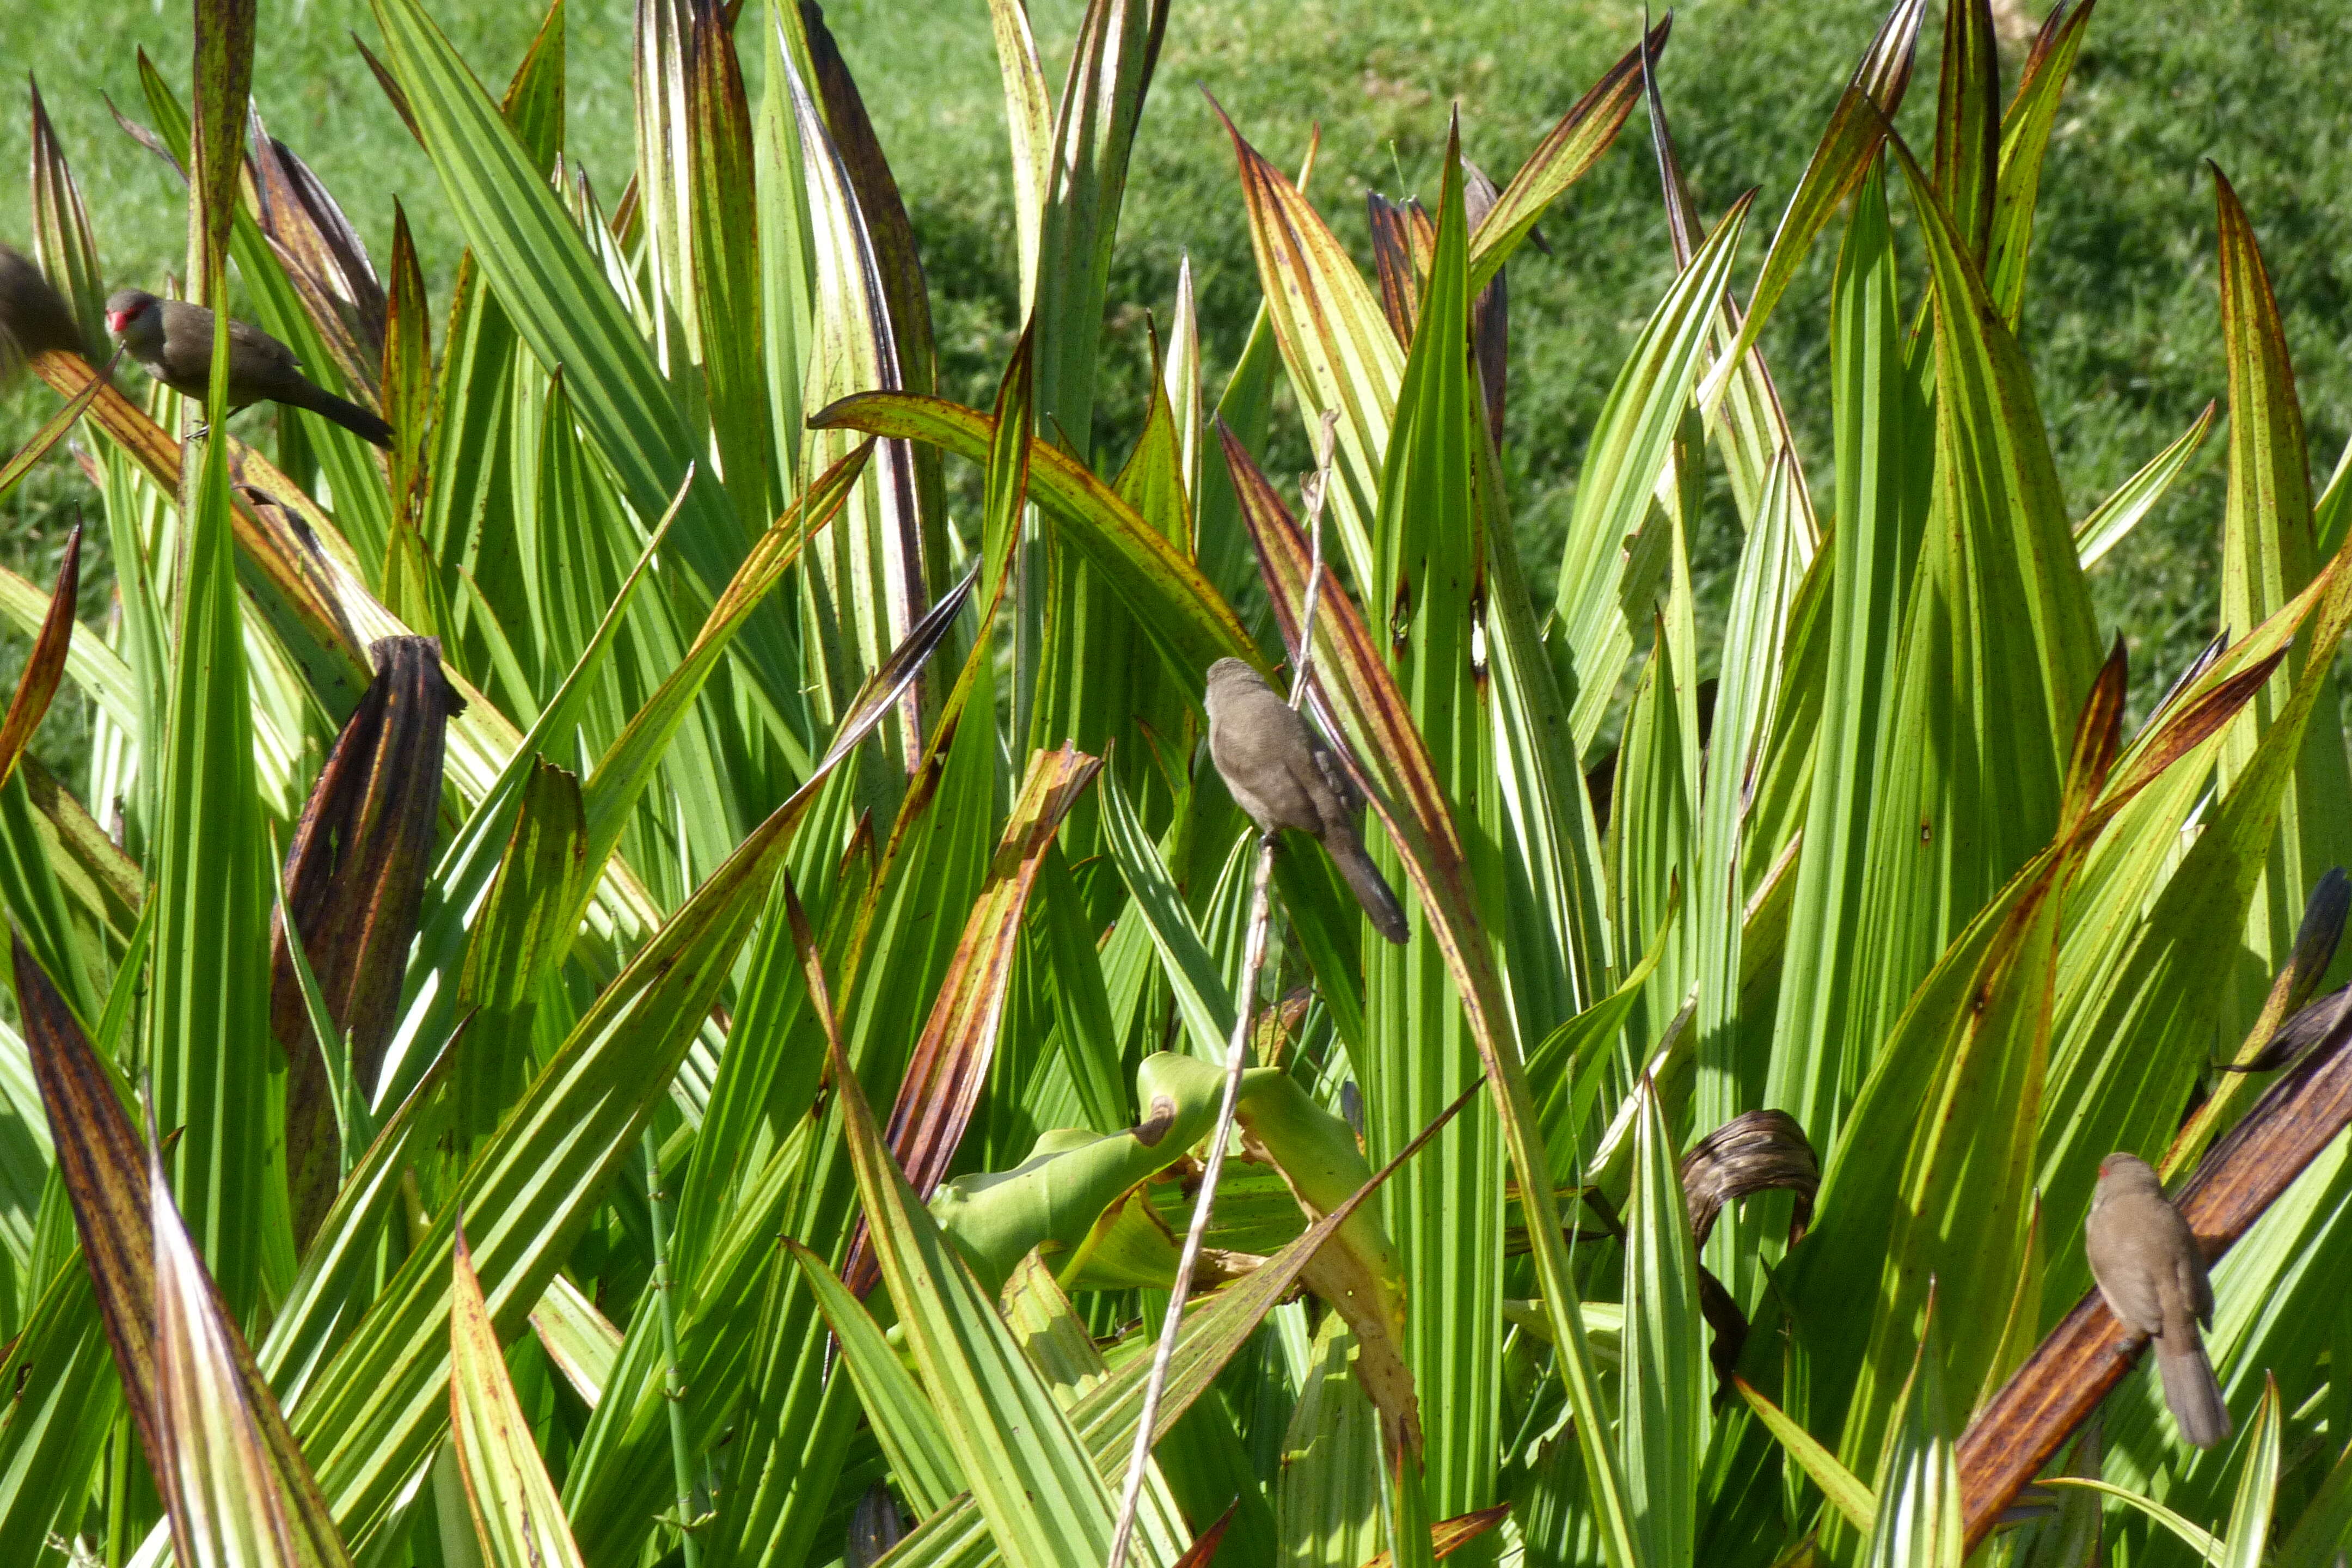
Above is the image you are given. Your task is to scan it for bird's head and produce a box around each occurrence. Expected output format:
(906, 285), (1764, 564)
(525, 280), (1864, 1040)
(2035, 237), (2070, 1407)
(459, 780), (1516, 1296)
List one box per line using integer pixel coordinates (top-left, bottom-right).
(1203, 657), (1268, 715)
(104, 289), (159, 342)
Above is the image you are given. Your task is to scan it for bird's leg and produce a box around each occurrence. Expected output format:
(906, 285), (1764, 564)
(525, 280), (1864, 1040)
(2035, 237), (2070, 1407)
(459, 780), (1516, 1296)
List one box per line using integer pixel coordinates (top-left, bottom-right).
(186, 401), (255, 449)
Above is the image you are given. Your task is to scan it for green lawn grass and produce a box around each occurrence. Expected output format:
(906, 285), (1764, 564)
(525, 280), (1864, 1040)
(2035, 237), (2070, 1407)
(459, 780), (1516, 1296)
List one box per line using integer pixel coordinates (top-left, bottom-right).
(3, 0), (2348, 777)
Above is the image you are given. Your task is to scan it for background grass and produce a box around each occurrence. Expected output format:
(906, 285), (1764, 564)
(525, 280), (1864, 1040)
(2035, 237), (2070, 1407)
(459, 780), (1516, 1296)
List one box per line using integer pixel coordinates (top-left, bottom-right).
(3, 0), (2348, 780)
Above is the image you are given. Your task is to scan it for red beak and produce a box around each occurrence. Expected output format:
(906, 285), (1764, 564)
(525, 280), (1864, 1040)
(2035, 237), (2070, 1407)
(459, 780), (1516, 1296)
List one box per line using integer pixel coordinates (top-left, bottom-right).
(106, 309), (130, 335)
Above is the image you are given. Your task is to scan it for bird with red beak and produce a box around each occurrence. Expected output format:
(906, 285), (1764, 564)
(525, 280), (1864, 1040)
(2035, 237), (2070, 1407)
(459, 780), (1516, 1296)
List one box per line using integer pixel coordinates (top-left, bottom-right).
(106, 288), (391, 449)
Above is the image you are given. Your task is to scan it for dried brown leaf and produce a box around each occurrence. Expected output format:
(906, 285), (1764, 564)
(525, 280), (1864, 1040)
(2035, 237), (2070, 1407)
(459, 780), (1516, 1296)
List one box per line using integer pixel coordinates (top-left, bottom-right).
(271, 636), (462, 1244)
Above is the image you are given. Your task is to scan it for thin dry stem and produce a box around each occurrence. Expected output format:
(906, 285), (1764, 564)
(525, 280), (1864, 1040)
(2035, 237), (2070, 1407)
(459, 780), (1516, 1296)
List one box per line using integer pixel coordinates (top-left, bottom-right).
(1105, 411), (1341, 1568)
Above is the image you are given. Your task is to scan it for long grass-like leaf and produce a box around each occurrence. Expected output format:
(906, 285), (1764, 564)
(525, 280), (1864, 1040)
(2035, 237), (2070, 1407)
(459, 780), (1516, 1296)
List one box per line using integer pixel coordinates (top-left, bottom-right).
(1724, 0), (1924, 381)
(846, 744), (1100, 1291)
(1642, 40), (1820, 550)
(1467, 17), (1664, 292)
(2076, 402), (2215, 569)
(1623, 1078), (1705, 1566)
(1030, 0), (1166, 454)
(247, 112), (388, 391)
(1986, 0), (2101, 324)
(151, 276), (280, 1313)
(0, 354), (113, 502)
(986, 0), (1052, 307)
(255, 1027), (463, 1410)
(243, 580), (967, 1552)
(26, 78), (107, 356)
(818, 896), (1148, 1568)
(1210, 99), (1399, 588)
(783, 22), (932, 767)
(451, 762), (585, 1148)
(1550, 194), (1753, 751)
(1732, 1376), (1876, 1532)
(150, 1120), (303, 1568)
(1099, 767), (1235, 1060)
(0, 560), (137, 745)
(687, 0), (775, 528)
(449, 1222), (589, 1568)
(529, 1272), (622, 1411)
(787, 1239), (964, 1516)
(1928, 0), (2000, 266)
(1223, 425), (1641, 1568)
(17, 936), (353, 1567)
(2273, 1432), (2352, 1568)
(0, 1258), (120, 1549)
(2220, 1376), (2283, 1568)
(1860, 1303), (1961, 1568)
(2039, 1478), (2226, 1563)
(2211, 164), (2352, 1051)
(812, 391), (1252, 679)
(186, 0), (256, 295)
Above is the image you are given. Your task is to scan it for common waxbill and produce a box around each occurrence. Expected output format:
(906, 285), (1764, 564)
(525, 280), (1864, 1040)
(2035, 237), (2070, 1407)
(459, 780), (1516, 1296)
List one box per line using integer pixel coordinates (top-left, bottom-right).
(1204, 658), (1410, 944)
(2084, 1152), (2231, 1449)
(0, 244), (88, 372)
(103, 287), (391, 449)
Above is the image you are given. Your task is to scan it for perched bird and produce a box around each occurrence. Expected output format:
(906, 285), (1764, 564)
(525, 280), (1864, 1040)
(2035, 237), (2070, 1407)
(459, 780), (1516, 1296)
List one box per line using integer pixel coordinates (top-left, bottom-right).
(2085, 1152), (2230, 1449)
(1203, 657), (1409, 945)
(0, 244), (89, 375)
(105, 288), (392, 449)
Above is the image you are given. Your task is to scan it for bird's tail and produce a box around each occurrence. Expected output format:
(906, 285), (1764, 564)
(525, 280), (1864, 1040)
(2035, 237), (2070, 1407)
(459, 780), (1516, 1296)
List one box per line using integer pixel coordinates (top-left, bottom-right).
(1327, 829), (1411, 946)
(284, 379), (395, 450)
(2155, 1333), (2231, 1449)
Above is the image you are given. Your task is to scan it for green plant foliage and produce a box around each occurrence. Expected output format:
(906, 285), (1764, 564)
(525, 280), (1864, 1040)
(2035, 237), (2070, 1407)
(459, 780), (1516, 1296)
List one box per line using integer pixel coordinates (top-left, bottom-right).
(0, 3), (2349, 1567)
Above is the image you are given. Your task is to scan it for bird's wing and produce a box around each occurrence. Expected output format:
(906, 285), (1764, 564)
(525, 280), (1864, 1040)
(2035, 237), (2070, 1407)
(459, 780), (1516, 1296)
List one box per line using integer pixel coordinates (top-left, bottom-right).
(1306, 730), (1363, 817)
(2177, 1246), (2214, 1327)
(1211, 693), (1321, 833)
(2086, 1216), (2166, 1336)
(228, 315), (300, 370)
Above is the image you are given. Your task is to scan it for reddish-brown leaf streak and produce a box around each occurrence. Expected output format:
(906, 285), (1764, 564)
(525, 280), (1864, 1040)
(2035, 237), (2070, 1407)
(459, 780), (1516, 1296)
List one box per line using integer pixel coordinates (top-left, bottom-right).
(0, 524), (82, 789)
(844, 745), (1104, 1295)
(14, 936), (351, 1564)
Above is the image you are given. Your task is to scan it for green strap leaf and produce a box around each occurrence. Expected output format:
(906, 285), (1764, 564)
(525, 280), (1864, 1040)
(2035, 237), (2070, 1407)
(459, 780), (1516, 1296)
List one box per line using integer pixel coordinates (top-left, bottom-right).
(448, 1222), (590, 1568)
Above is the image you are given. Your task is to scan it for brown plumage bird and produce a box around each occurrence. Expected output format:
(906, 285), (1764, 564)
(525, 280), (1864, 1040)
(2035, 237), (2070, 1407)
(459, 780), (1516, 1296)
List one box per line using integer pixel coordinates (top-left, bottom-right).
(105, 287), (391, 449)
(1204, 658), (1409, 945)
(0, 244), (89, 375)
(2085, 1152), (2231, 1449)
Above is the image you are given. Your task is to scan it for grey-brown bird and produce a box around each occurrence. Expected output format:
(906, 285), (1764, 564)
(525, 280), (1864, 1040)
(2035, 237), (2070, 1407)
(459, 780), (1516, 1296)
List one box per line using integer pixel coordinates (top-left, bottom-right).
(2085, 1152), (2230, 1449)
(1204, 657), (1409, 945)
(105, 288), (391, 449)
(1, 244), (89, 373)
